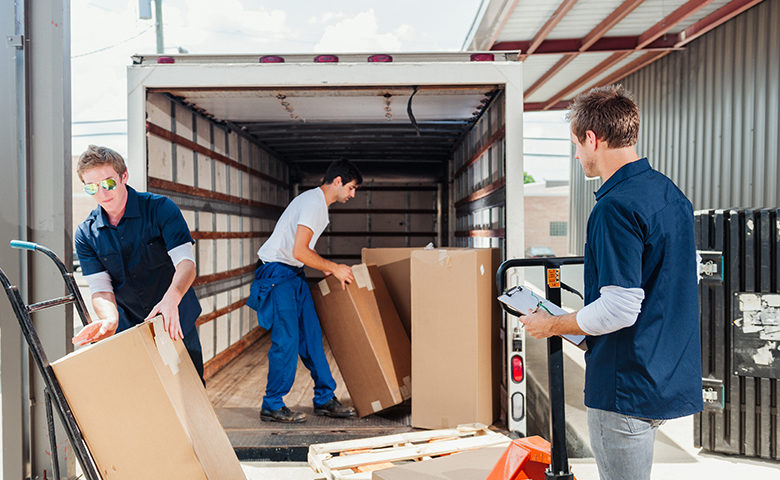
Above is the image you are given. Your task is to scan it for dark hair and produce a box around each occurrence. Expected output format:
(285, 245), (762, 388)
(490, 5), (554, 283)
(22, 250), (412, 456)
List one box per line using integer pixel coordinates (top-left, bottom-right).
(567, 85), (639, 148)
(322, 159), (363, 186)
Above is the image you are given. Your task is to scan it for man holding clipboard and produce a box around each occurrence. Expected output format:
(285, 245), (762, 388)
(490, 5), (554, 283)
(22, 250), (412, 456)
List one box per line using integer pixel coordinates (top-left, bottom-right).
(520, 86), (702, 480)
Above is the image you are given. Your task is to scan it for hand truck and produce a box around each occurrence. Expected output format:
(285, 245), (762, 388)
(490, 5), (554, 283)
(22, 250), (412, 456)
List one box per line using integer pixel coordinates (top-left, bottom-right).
(0, 240), (101, 479)
(496, 256), (584, 480)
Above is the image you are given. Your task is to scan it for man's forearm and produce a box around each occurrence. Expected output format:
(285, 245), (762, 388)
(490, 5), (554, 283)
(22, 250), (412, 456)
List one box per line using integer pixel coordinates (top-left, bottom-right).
(548, 311), (587, 336)
(294, 246), (338, 274)
(92, 292), (119, 322)
(165, 259), (196, 302)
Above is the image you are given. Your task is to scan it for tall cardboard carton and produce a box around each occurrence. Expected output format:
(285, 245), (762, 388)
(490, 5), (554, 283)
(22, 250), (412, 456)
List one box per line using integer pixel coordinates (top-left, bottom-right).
(361, 247), (424, 338)
(311, 264), (411, 417)
(50, 317), (245, 480)
(410, 248), (500, 429)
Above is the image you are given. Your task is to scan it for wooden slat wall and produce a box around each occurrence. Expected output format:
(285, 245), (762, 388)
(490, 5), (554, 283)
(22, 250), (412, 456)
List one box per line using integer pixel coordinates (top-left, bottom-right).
(145, 92), (289, 377)
(451, 91), (506, 256)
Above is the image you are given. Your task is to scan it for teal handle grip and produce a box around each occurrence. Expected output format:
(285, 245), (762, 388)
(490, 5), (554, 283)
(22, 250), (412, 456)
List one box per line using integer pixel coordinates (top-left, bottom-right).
(10, 240), (38, 251)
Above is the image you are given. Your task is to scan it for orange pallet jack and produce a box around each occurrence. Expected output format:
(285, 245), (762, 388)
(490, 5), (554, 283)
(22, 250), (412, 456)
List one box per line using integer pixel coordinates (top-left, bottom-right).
(495, 257), (584, 480)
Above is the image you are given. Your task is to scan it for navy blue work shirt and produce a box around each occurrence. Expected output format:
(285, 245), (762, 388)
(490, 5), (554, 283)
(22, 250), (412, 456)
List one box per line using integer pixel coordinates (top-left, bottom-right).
(75, 186), (201, 336)
(583, 158), (702, 419)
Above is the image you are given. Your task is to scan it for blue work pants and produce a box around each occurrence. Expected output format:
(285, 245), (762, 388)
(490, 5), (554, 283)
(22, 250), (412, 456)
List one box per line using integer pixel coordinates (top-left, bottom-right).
(249, 262), (336, 411)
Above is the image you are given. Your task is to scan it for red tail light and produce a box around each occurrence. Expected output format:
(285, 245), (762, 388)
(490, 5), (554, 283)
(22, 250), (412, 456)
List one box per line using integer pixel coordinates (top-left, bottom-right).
(314, 55), (339, 63)
(511, 354), (524, 383)
(259, 55), (285, 63)
(157, 56), (175, 64)
(368, 54), (393, 63)
(470, 53), (495, 62)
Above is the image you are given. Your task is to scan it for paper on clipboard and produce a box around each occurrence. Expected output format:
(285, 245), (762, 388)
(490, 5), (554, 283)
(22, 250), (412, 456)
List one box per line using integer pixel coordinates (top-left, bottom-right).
(498, 285), (587, 350)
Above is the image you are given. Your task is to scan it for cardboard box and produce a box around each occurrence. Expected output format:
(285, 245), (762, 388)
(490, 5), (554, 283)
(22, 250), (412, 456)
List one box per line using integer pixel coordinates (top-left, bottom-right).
(410, 248), (501, 429)
(311, 263), (411, 417)
(361, 247), (424, 338)
(371, 446), (507, 480)
(50, 317), (246, 480)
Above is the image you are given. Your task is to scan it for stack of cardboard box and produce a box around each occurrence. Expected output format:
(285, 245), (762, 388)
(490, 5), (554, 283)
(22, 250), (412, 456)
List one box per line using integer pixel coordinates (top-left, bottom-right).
(311, 247), (500, 429)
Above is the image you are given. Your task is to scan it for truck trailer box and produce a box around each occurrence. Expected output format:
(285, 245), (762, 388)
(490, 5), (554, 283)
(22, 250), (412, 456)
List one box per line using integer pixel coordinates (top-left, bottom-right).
(311, 264), (411, 417)
(410, 248), (501, 429)
(50, 317), (246, 480)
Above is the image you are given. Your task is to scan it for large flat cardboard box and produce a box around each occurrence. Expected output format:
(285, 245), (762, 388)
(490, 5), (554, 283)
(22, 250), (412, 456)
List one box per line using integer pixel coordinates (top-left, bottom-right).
(312, 263), (411, 417)
(51, 317), (245, 480)
(361, 247), (425, 338)
(371, 446), (507, 480)
(410, 248), (501, 429)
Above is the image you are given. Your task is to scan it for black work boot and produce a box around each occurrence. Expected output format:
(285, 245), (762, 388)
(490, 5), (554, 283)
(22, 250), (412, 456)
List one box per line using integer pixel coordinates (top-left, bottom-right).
(260, 406), (307, 423)
(314, 397), (357, 418)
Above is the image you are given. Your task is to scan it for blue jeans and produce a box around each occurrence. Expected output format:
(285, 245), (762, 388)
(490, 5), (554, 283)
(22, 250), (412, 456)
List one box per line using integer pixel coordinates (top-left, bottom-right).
(587, 407), (665, 480)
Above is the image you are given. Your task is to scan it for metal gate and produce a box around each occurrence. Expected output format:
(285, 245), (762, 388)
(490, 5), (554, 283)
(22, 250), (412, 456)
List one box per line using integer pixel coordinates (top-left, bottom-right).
(695, 208), (780, 460)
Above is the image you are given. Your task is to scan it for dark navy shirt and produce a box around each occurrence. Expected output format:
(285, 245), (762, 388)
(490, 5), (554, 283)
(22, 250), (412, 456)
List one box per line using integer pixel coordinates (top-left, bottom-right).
(583, 158), (702, 419)
(75, 186), (201, 335)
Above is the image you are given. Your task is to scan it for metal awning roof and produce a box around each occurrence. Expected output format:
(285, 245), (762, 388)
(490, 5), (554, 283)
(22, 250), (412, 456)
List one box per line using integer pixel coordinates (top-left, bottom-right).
(466, 0), (765, 111)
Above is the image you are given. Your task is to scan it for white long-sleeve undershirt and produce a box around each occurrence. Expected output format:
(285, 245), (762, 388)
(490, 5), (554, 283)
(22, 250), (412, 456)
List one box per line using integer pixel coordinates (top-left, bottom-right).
(576, 285), (645, 336)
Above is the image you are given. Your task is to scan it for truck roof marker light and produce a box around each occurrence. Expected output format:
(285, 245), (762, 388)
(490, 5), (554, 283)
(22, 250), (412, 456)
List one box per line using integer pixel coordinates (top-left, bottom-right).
(314, 55), (339, 63)
(157, 56), (175, 64)
(368, 54), (393, 63)
(260, 55), (285, 63)
(470, 53), (494, 62)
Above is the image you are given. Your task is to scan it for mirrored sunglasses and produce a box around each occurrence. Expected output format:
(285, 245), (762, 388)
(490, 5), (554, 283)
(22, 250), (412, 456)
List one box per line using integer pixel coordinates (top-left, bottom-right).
(83, 178), (118, 195)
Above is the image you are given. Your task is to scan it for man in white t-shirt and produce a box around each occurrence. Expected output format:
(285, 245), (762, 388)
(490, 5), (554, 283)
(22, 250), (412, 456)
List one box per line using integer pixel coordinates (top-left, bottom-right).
(247, 159), (361, 423)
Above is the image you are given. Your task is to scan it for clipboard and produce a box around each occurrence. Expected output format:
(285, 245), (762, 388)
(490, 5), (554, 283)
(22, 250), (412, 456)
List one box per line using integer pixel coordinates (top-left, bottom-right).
(498, 285), (587, 350)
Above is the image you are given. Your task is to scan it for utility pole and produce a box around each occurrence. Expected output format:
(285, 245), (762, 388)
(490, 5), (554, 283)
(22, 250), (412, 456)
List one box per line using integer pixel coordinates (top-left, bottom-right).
(154, 0), (164, 54)
(139, 0), (163, 54)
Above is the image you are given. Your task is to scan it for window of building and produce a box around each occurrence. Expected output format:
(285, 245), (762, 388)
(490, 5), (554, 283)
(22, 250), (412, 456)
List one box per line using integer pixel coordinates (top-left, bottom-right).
(549, 221), (567, 237)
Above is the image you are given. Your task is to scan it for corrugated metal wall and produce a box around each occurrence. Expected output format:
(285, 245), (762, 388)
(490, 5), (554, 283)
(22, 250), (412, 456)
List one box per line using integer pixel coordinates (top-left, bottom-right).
(569, 0), (780, 254)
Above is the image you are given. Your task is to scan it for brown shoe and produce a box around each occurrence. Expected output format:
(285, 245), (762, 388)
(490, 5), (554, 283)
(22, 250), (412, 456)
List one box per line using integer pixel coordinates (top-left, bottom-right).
(260, 406), (306, 423)
(314, 397), (357, 418)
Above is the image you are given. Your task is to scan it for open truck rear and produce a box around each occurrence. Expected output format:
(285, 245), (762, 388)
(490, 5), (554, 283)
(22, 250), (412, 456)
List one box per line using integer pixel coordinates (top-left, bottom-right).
(126, 51), (529, 459)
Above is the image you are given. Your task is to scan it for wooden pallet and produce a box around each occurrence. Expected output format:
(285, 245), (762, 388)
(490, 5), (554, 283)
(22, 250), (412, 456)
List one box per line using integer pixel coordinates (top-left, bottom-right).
(308, 423), (511, 479)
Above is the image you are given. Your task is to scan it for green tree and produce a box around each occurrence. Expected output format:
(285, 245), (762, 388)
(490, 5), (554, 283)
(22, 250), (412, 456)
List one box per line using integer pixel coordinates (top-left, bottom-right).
(524, 172), (535, 184)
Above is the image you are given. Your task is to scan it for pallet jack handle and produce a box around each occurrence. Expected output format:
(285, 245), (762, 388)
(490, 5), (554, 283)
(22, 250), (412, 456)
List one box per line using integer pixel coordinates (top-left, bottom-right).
(497, 256), (584, 480)
(1, 241), (101, 479)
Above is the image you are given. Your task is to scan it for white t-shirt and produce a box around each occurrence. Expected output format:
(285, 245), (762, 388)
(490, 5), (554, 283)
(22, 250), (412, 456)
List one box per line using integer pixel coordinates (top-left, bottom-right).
(257, 187), (329, 267)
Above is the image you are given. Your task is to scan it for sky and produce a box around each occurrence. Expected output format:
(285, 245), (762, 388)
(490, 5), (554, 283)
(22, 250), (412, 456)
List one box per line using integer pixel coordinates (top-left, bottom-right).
(70, 0), (485, 155)
(70, 0), (570, 182)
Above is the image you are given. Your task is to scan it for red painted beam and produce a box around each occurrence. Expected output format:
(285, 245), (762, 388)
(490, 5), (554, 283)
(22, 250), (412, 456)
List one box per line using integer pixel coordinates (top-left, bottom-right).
(543, 52), (633, 110)
(522, 0), (580, 57)
(525, 54), (577, 98)
(593, 50), (672, 88)
(675, 0), (765, 47)
(581, 0), (645, 51)
(637, 0), (714, 49)
(524, 100), (571, 112)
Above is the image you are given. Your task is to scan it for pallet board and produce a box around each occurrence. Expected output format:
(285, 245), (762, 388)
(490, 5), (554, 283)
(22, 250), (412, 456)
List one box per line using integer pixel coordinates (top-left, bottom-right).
(308, 423), (510, 479)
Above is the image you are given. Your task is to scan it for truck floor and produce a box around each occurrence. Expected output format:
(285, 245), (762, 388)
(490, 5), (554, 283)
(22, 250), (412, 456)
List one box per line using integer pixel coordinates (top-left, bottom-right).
(206, 333), (413, 461)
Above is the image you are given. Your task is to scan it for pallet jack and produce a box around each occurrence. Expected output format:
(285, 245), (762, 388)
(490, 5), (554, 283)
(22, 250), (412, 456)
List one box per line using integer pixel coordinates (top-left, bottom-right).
(494, 256), (585, 480)
(0, 241), (101, 479)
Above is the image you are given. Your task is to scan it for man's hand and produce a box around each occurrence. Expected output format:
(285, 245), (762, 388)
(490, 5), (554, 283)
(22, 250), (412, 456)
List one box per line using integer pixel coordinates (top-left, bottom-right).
(330, 264), (354, 290)
(519, 307), (556, 339)
(72, 318), (118, 346)
(145, 296), (183, 340)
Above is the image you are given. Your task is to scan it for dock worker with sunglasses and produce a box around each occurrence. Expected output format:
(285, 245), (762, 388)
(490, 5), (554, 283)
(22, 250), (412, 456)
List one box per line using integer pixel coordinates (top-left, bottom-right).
(72, 145), (204, 381)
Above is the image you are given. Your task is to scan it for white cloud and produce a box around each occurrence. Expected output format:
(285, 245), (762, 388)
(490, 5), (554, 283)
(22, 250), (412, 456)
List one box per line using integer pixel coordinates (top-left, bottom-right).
(314, 9), (412, 53)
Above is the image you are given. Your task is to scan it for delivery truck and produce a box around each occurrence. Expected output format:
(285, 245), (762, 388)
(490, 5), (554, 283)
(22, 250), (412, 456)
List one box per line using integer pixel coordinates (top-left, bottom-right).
(126, 51), (529, 459)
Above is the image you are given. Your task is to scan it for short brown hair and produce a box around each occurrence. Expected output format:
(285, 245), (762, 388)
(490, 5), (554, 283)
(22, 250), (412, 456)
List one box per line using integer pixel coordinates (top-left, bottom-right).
(567, 85), (639, 148)
(76, 145), (127, 182)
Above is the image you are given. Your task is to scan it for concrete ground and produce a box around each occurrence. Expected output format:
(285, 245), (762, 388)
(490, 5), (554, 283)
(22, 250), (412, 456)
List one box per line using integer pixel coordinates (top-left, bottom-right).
(240, 415), (780, 479)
